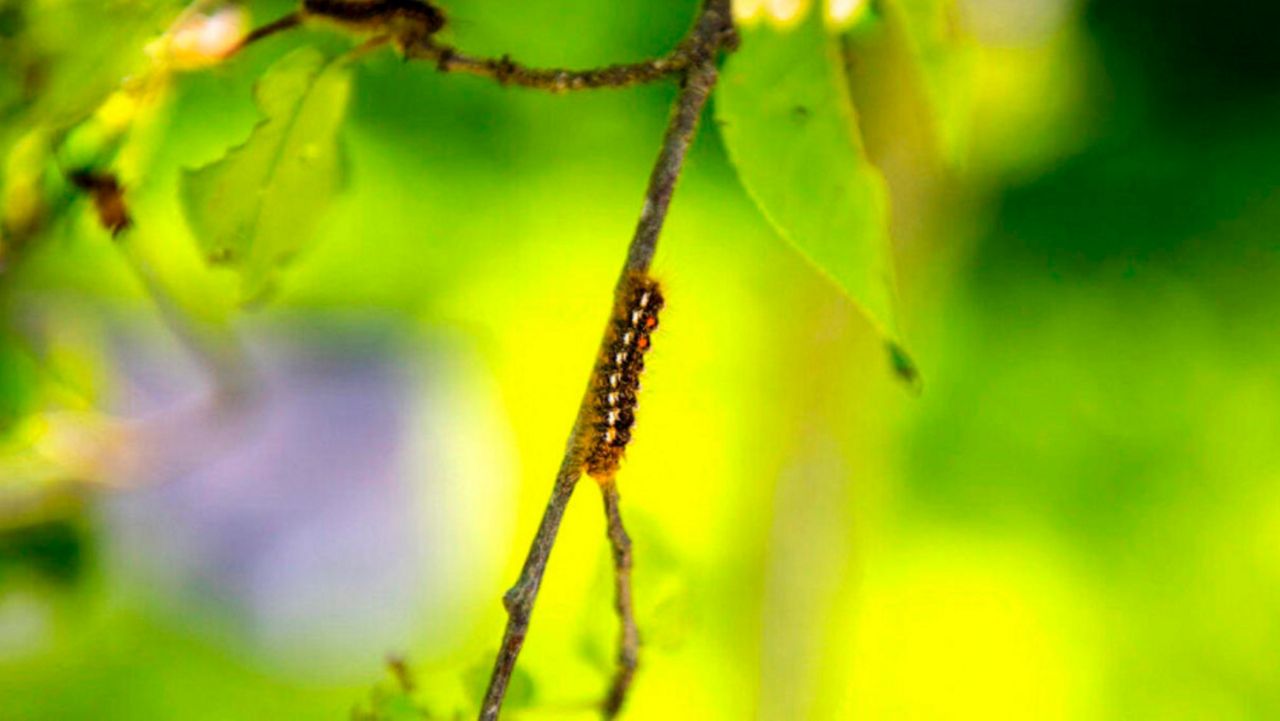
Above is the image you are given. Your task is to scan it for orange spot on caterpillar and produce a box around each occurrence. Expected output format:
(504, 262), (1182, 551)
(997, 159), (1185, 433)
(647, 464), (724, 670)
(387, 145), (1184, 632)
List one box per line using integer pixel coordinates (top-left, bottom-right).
(585, 272), (663, 480)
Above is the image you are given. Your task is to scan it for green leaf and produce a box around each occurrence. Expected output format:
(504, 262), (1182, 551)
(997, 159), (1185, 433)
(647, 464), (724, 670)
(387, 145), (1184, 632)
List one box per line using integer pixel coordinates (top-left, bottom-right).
(865, 0), (975, 166)
(717, 7), (914, 378)
(181, 47), (351, 305)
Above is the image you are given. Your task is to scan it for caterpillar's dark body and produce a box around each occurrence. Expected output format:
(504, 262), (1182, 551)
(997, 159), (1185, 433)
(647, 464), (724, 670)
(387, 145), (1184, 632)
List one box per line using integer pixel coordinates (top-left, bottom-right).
(585, 274), (663, 479)
(302, 0), (445, 38)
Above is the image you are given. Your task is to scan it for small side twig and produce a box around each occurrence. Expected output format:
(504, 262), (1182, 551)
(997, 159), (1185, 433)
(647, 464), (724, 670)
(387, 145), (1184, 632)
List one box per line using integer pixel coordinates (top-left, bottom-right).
(232, 11), (302, 55)
(238, 0), (735, 95)
(406, 43), (691, 93)
(409, 5), (734, 95)
(599, 479), (639, 719)
(477, 2), (734, 719)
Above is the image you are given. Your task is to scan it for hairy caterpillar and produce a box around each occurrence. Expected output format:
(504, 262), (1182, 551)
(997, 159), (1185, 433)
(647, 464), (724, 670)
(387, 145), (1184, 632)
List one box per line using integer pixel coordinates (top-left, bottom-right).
(585, 273), (663, 480)
(301, 0), (446, 46)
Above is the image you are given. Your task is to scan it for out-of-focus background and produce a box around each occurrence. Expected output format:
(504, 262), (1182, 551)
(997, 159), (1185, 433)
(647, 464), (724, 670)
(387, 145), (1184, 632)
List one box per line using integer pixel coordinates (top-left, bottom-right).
(2, 0), (1279, 718)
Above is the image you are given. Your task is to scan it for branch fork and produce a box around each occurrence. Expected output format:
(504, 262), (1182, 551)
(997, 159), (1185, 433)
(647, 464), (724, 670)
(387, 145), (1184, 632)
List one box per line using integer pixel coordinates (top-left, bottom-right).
(477, 3), (734, 718)
(237, 1), (737, 717)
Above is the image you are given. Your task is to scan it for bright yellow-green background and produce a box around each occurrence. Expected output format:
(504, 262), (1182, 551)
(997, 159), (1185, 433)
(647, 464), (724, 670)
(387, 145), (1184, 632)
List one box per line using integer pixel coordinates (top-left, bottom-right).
(2, 0), (1280, 719)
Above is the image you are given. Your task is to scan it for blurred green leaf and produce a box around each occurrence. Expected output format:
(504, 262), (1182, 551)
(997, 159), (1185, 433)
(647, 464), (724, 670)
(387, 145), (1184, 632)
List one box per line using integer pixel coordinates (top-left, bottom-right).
(0, 517), (87, 587)
(15, 1), (176, 129)
(181, 47), (351, 305)
(0, 334), (37, 431)
(353, 691), (427, 721)
(875, 0), (974, 165)
(717, 9), (909, 365)
(352, 659), (429, 721)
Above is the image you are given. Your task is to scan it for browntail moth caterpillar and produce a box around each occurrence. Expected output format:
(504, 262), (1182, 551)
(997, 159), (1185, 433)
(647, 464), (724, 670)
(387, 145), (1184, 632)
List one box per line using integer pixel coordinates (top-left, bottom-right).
(585, 272), (663, 480)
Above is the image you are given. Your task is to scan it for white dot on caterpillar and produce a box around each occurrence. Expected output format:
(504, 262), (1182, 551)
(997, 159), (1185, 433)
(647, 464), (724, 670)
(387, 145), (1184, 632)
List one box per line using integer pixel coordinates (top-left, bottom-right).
(622, 331), (634, 345)
(614, 351), (627, 365)
(606, 410), (618, 425)
(630, 310), (642, 325)
(607, 392), (618, 405)
(639, 291), (651, 308)
(609, 374), (620, 388)
(605, 427), (617, 443)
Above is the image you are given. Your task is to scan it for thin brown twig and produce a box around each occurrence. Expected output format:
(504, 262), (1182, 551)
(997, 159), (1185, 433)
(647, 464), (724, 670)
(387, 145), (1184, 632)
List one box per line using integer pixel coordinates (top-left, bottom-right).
(409, 0), (735, 95)
(410, 4), (735, 95)
(406, 43), (691, 92)
(239, 1), (736, 94)
(478, 450), (582, 721)
(477, 2), (734, 719)
(599, 479), (639, 719)
(231, 11), (301, 55)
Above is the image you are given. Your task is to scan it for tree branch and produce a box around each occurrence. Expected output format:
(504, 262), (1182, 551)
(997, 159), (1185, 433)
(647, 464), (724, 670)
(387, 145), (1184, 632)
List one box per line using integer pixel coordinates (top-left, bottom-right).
(241, 1), (737, 95)
(599, 480), (639, 719)
(411, 3), (735, 97)
(477, 2), (734, 719)
(624, 57), (721, 273)
(233, 12), (301, 55)
(406, 43), (691, 92)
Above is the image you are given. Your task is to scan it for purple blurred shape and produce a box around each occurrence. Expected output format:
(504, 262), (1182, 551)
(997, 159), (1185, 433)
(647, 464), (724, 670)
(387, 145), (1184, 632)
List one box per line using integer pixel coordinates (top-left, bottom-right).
(103, 322), (463, 675)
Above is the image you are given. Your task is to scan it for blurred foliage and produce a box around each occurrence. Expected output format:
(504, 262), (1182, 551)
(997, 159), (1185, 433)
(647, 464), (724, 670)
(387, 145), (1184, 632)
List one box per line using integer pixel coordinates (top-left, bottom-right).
(0, 0), (1278, 720)
(718, 4), (908, 375)
(182, 46), (352, 304)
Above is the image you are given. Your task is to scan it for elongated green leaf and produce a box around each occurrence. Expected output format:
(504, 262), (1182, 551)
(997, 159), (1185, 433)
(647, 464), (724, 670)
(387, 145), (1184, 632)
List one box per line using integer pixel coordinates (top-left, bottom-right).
(717, 7), (916, 382)
(181, 48), (351, 304)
